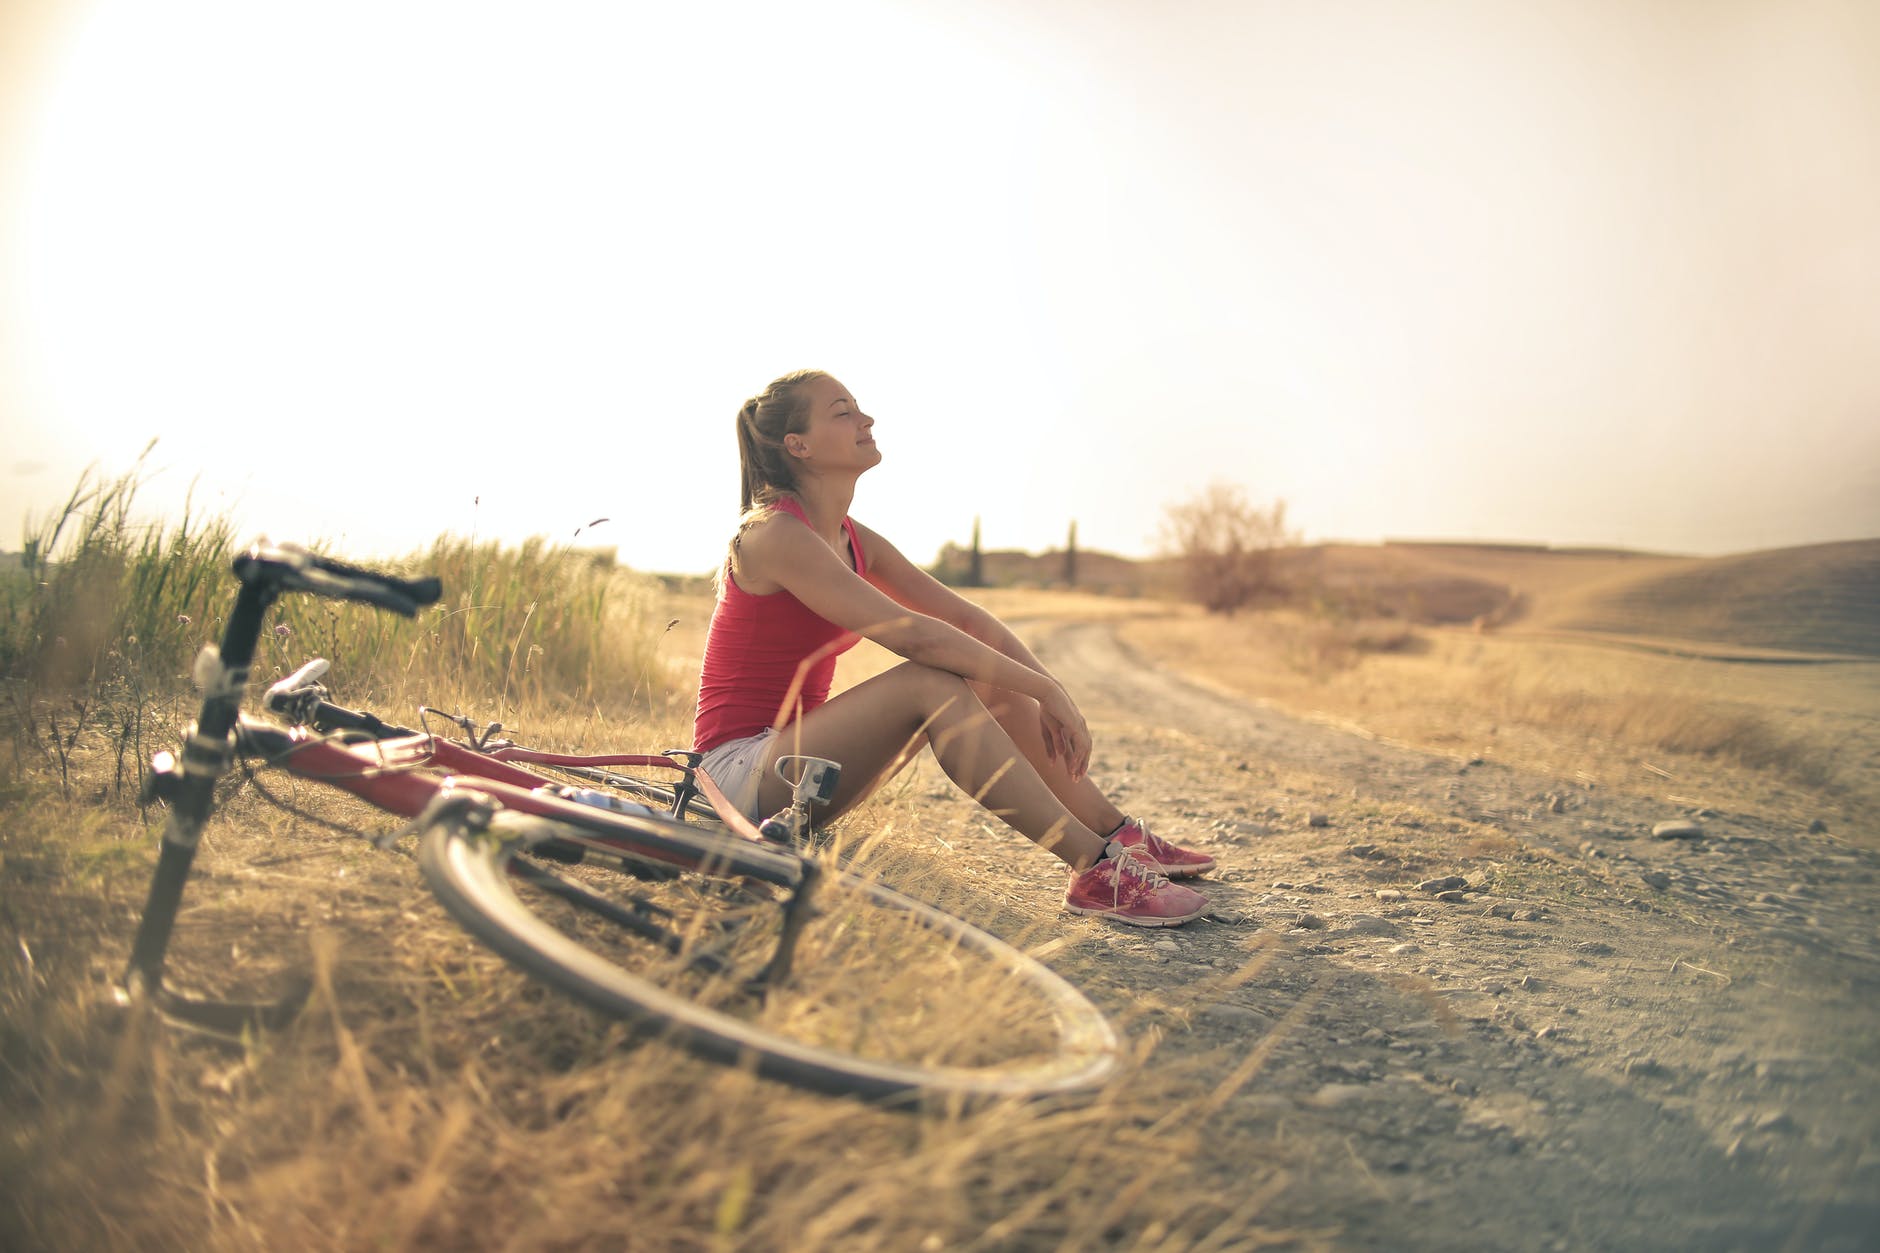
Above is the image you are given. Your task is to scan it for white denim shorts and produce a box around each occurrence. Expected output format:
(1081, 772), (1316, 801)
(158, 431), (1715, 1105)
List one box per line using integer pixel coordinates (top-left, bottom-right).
(696, 727), (778, 824)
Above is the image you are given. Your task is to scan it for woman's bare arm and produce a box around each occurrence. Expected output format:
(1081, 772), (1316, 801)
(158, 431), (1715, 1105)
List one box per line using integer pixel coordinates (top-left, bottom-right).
(735, 514), (1091, 775)
(848, 519), (1055, 673)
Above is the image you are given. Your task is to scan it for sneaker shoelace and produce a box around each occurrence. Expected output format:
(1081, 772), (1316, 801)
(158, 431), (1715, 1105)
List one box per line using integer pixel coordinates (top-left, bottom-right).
(1100, 849), (1172, 906)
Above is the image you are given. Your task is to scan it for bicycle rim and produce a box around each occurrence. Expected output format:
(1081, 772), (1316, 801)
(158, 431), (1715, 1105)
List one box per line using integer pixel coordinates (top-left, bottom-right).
(418, 812), (1120, 1104)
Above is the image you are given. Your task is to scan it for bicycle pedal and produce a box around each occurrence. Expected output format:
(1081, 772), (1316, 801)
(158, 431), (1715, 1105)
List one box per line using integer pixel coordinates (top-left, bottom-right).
(758, 809), (809, 848)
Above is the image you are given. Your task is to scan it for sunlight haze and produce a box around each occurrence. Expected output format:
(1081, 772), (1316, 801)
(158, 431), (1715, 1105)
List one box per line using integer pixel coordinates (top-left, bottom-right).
(3, 0), (1876, 574)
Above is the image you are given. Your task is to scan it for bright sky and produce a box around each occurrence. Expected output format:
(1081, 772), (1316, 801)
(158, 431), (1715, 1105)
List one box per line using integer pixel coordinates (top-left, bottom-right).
(3, 0), (1877, 574)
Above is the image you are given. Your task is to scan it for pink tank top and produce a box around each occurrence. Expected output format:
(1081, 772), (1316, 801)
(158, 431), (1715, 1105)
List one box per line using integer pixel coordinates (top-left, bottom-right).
(692, 497), (868, 753)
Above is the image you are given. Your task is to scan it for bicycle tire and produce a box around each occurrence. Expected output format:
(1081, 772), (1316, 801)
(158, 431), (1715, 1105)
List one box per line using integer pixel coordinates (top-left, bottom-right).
(417, 806), (1120, 1104)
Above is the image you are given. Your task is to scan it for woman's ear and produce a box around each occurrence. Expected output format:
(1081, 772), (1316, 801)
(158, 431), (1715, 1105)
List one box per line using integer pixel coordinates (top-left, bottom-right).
(785, 435), (808, 458)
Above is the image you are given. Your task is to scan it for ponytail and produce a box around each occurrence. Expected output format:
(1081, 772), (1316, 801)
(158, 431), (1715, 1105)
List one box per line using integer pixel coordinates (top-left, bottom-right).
(733, 370), (827, 516)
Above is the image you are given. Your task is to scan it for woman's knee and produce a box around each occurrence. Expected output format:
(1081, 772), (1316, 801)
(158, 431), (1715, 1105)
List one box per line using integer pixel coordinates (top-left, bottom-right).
(889, 660), (973, 705)
(886, 663), (998, 736)
(968, 678), (1031, 723)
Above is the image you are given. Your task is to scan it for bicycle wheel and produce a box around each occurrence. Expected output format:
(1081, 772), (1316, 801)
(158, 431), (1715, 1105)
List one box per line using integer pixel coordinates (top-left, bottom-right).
(417, 803), (1120, 1104)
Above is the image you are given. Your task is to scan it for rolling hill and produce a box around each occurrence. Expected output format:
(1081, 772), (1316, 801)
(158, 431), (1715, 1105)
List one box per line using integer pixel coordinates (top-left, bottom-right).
(1522, 539), (1880, 658)
(940, 537), (1880, 660)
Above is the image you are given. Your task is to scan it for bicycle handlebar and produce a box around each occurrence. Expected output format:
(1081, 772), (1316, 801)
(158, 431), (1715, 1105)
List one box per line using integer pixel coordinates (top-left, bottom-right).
(263, 658), (416, 738)
(233, 542), (443, 616)
(127, 543), (441, 1001)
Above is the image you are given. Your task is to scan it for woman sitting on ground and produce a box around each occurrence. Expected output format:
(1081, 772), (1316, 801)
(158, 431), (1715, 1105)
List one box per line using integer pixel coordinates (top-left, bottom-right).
(692, 369), (1215, 926)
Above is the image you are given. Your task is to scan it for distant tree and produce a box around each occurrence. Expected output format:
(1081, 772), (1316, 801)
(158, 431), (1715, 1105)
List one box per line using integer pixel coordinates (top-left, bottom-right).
(968, 515), (984, 588)
(1064, 520), (1078, 587)
(1158, 483), (1297, 615)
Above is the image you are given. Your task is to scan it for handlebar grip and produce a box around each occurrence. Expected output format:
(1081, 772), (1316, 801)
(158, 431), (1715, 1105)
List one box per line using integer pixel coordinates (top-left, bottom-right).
(233, 543), (443, 616)
(304, 550), (443, 610)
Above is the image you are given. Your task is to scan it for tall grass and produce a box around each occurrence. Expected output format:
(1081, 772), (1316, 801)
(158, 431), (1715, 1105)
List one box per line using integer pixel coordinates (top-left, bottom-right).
(3, 461), (683, 795)
(2, 450), (239, 694)
(263, 534), (674, 720)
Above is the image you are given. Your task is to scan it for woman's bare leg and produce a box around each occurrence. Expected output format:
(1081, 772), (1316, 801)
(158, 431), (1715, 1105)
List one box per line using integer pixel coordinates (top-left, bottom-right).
(969, 681), (1127, 836)
(756, 662), (1109, 870)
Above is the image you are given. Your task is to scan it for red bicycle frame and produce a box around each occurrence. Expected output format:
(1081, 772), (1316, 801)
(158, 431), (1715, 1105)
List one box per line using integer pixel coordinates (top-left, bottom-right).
(243, 722), (774, 863)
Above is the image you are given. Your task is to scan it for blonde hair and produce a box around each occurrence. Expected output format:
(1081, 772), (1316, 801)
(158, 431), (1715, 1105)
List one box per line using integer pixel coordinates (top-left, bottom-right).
(723, 369), (829, 580)
(734, 368), (828, 519)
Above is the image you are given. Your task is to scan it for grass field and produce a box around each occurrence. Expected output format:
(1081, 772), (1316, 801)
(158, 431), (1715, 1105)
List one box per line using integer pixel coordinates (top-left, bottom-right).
(4, 469), (1872, 1247)
(0, 481), (1276, 1250)
(1114, 601), (1876, 832)
(3, 718), (1280, 1251)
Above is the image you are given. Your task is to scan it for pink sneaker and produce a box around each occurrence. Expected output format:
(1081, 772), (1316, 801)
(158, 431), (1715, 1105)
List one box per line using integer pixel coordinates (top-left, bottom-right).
(1108, 818), (1216, 878)
(1065, 853), (1209, 927)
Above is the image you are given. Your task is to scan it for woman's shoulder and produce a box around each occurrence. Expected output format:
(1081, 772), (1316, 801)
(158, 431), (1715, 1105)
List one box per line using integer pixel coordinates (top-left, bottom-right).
(730, 500), (823, 589)
(735, 497), (806, 544)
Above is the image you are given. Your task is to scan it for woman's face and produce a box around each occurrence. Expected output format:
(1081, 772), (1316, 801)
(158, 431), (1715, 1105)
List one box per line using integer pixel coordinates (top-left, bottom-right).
(791, 375), (881, 474)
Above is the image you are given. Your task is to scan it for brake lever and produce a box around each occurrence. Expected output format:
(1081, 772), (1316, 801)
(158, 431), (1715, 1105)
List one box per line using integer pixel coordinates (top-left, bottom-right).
(417, 706), (505, 750)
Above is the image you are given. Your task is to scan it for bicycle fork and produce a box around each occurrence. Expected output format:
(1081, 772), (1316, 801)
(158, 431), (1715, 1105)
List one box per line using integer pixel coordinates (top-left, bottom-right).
(118, 579), (309, 1035)
(753, 857), (824, 993)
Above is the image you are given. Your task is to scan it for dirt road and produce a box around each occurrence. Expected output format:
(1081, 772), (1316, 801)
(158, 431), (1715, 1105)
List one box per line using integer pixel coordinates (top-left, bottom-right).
(923, 616), (1880, 1251)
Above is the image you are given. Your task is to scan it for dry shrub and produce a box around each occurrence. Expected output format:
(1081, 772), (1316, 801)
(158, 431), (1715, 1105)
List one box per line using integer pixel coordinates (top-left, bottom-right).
(1281, 618), (1422, 678)
(1158, 484), (1297, 616)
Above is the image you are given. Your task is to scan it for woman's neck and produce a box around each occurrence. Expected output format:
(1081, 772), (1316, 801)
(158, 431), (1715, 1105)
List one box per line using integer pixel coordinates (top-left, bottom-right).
(790, 474), (857, 542)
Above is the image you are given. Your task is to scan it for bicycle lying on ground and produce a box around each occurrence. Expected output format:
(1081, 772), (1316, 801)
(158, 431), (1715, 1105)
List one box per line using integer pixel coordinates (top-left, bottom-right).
(118, 542), (1120, 1103)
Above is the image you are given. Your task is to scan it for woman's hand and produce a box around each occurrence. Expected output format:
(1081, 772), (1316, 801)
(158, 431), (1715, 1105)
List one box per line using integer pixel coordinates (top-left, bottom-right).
(1037, 682), (1093, 782)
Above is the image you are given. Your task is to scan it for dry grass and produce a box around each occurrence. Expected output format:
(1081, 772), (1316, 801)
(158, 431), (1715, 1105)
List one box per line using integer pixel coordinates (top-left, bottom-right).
(0, 734), (1284, 1251)
(0, 489), (1287, 1252)
(874, 581), (1868, 827)
(30, 468), (1866, 1247)
(1121, 601), (1877, 831)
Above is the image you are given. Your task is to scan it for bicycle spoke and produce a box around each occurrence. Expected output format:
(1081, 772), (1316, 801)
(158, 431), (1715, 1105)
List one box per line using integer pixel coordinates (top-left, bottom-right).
(421, 811), (1120, 1102)
(508, 858), (738, 979)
